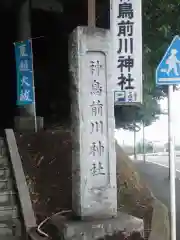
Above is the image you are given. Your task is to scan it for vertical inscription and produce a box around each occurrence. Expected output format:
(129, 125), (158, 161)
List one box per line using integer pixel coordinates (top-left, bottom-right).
(85, 51), (109, 188)
(113, 0), (142, 103)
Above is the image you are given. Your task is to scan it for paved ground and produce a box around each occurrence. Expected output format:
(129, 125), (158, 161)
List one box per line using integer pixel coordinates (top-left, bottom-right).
(137, 154), (180, 171)
(133, 155), (180, 239)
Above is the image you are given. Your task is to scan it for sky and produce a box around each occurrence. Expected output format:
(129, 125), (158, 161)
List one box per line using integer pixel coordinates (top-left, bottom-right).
(115, 89), (180, 146)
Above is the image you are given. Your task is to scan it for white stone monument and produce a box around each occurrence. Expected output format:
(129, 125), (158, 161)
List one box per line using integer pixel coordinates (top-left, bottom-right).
(69, 27), (117, 219)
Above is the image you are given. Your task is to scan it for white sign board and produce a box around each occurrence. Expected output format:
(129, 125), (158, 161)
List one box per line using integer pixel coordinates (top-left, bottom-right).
(110, 0), (143, 104)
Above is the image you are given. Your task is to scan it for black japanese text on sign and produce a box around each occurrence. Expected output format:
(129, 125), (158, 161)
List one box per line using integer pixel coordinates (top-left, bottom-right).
(117, 0), (135, 98)
(89, 58), (105, 177)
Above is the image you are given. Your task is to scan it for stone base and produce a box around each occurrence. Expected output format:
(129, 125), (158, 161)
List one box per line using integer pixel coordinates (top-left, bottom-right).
(52, 212), (144, 240)
(14, 116), (44, 132)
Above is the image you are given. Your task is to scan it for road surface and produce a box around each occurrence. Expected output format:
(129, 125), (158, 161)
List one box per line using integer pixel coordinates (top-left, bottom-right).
(134, 153), (180, 172)
(132, 154), (180, 239)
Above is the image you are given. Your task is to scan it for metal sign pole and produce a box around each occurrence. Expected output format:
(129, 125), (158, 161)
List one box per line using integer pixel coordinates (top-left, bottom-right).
(29, 0), (37, 133)
(168, 89), (171, 180)
(168, 84), (176, 240)
(142, 121), (146, 162)
(30, 39), (37, 133)
(156, 35), (179, 240)
(88, 0), (96, 27)
(134, 123), (136, 161)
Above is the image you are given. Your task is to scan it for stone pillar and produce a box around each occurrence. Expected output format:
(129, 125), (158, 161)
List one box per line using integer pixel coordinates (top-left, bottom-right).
(69, 27), (117, 219)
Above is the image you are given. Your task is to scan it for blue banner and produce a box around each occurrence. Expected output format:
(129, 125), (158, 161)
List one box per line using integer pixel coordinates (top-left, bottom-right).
(14, 39), (34, 105)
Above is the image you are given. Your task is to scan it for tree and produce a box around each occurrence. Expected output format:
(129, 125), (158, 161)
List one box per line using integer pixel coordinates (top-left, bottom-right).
(96, 0), (171, 129)
(114, 90), (162, 129)
(114, 0), (180, 129)
(175, 145), (180, 151)
(136, 140), (153, 154)
(33, 0), (179, 128)
(164, 142), (180, 151)
(143, 0), (180, 92)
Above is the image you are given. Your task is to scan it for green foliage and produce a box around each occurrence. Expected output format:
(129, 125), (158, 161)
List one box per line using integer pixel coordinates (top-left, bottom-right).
(164, 142), (180, 151)
(115, 88), (162, 129)
(176, 145), (180, 151)
(143, 0), (180, 66)
(115, 0), (180, 129)
(143, 0), (180, 95)
(34, 1), (180, 127)
(136, 141), (153, 154)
